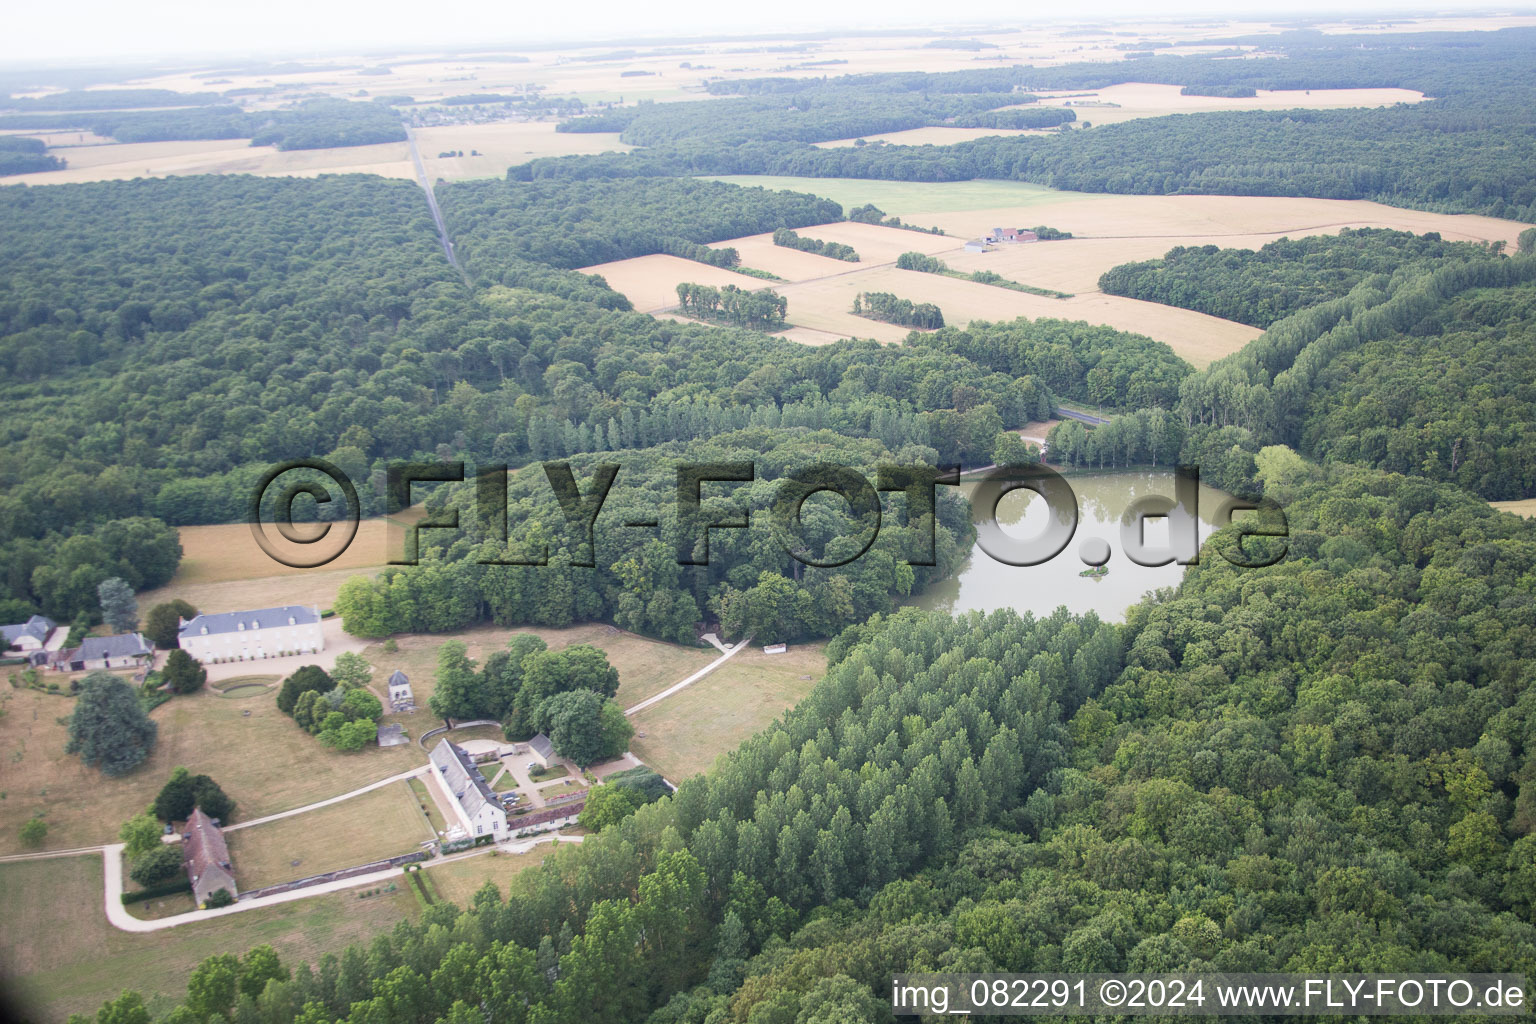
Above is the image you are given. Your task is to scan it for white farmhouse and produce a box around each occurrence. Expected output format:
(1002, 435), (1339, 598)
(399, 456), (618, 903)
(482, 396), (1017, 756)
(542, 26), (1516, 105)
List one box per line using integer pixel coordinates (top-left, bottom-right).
(1, 615), (55, 652)
(177, 605), (323, 664)
(429, 739), (507, 840)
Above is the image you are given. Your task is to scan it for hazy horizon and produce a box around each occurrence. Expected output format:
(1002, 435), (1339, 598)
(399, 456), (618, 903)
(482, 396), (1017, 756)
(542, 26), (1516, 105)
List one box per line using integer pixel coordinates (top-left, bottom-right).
(3, 0), (1512, 66)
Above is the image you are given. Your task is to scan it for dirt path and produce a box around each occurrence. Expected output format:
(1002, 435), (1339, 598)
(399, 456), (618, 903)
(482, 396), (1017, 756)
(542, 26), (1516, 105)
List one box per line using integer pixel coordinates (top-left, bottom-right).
(623, 636), (752, 716)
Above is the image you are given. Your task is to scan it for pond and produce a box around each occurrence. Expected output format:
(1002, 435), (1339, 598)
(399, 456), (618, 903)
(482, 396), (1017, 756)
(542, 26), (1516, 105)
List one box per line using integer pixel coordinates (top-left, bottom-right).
(910, 469), (1240, 623)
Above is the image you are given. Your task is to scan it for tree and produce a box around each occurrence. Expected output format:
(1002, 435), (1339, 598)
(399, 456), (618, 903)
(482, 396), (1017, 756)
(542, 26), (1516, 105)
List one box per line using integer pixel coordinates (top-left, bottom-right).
(578, 784), (645, 831)
(428, 641), (482, 722)
(318, 717), (376, 752)
(66, 672), (157, 776)
(993, 431), (1035, 467)
(1519, 226), (1536, 255)
(206, 888), (234, 908)
(129, 844), (184, 887)
(161, 649), (206, 695)
(119, 812), (162, 859)
(152, 767), (235, 823)
(143, 599), (196, 649)
(19, 816), (46, 846)
(97, 577), (138, 632)
(539, 690), (633, 767)
(238, 945), (290, 1000)
(329, 651), (372, 690)
(186, 953), (240, 1018)
(276, 665), (334, 715)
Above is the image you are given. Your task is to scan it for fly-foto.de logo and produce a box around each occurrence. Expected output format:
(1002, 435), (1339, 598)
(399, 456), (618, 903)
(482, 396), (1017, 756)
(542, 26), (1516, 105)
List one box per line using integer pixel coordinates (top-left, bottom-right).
(247, 459), (1288, 571)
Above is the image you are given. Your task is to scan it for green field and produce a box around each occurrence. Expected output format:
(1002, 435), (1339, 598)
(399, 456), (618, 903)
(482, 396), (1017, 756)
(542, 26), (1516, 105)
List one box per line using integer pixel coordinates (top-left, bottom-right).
(699, 175), (1073, 216)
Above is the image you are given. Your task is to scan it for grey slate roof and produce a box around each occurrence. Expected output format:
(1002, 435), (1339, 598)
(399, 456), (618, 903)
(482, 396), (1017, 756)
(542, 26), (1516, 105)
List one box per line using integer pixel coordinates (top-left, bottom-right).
(78, 633), (152, 661)
(179, 605), (320, 638)
(430, 739), (501, 824)
(388, 670), (410, 687)
(529, 733), (555, 760)
(1, 615), (54, 646)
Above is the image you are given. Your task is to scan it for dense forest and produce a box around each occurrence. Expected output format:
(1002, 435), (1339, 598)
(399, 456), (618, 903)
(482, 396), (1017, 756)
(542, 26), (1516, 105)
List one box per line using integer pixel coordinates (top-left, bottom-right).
(0, 173), (1136, 625)
(510, 31), (1536, 223)
(1098, 228), (1503, 328)
(81, 463), (1536, 1023)
(1063, 242), (1536, 499)
(0, 135), (64, 175)
(0, 98), (405, 148)
(16, 24), (1536, 1023)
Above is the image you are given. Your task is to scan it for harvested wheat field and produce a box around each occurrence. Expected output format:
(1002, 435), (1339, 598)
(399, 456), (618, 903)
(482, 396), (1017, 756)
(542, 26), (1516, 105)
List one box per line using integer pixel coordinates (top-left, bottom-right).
(1027, 82), (1428, 126)
(771, 325), (852, 346)
(717, 222), (959, 282)
(1492, 499), (1536, 519)
(414, 122), (629, 176)
(815, 126), (1042, 148)
(774, 263), (1258, 366)
(580, 254), (762, 312)
(1, 138), (416, 185)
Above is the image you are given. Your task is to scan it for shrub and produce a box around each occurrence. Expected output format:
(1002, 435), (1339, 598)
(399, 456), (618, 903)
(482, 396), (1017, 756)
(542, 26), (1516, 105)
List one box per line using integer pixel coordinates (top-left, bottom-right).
(205, 888), (234, 908)
(19, 816), (46, 846)
(129, 844), (184, 887)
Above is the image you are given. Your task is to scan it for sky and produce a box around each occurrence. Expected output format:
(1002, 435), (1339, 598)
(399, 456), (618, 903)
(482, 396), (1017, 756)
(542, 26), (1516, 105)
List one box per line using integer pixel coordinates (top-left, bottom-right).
(0, 0), (1503, 64)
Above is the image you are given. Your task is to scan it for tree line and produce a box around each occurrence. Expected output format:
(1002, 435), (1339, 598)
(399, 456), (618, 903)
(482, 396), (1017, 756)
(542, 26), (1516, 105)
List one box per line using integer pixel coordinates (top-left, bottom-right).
(851, 291), (945, 329)
(673, 282), (788, 329)
(771, 227), (858, 261)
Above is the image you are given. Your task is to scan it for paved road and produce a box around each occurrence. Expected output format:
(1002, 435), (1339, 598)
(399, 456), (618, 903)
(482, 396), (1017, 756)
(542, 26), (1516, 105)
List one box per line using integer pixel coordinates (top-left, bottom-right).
(102, 831), (586, 933)
(1054, 407), (1110, 426)
(0, 843), (106, 864)
(624, 636), (752, 716)
(403, 124), (463, 277)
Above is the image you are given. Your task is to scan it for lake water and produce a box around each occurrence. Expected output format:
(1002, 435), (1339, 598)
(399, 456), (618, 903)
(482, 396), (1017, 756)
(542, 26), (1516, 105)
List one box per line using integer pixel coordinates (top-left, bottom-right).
(912, 470), (1238, 622)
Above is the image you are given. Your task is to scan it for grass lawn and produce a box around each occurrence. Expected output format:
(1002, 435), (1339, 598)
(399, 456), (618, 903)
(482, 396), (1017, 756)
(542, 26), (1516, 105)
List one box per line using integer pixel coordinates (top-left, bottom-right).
(208, 674), (279, 693)
(0, 854), (418, 1023)
(0, 685), (425, 856)
(406, 777), (448, 834)
(224, 781), (433, 888)
(363, 622), (715, 722)
(629, 643), (827, 782)
(528, 764), (569, 782)
(422, 846), (558, 906)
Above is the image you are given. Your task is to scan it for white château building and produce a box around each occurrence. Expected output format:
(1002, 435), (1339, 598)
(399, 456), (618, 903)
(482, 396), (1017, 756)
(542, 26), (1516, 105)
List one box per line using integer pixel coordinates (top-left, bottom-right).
(429, 739), (507, 840)
(177, 605), (324, 663)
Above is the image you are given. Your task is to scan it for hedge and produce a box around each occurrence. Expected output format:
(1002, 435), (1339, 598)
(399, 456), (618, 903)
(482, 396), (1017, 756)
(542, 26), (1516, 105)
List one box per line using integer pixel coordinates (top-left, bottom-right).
(121, 878), (193, 905)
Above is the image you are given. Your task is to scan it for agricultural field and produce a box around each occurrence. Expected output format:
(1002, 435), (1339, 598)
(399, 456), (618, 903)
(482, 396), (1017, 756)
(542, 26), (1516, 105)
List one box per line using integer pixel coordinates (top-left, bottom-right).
(580, 255), (752, 313)
(629, 643), (826, 782)
(703, 176), (1531, 251)
(133, 507), (430, 621)
(772, 261), (1261, 367)
(1, 122), (632, 187)
(1492, 499), (1536, 518)
(0, 683), (424, 856)
(361, 622), (717, 718)
(814, 125), (1042, 148)
(224, 781), (433, 888)
(1025, 82), (1428, 126)
(0, 854), (417, 1023)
